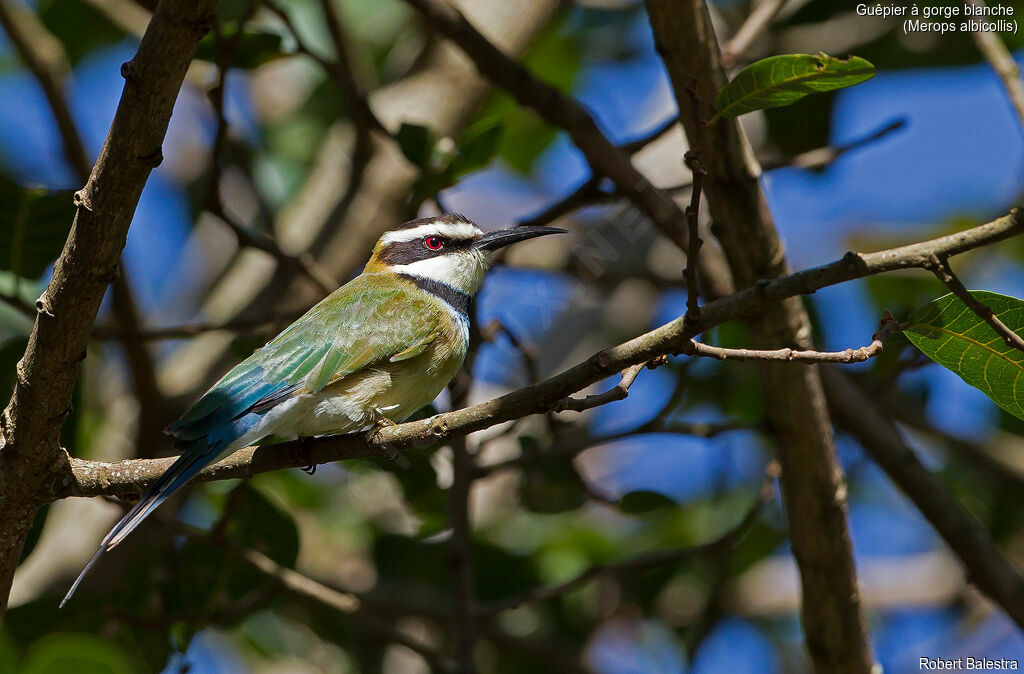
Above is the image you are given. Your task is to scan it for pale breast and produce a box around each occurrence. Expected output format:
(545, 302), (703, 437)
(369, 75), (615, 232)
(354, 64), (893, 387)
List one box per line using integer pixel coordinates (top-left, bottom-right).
(286, 318), (468, 438)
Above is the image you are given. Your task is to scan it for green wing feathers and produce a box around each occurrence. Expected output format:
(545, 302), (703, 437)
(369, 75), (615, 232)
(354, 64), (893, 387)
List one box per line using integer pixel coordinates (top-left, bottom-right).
(248, 274), (445, 394)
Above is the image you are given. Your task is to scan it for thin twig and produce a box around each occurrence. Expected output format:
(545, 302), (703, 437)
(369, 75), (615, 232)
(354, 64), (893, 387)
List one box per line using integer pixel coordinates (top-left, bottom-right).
(556, 361), (651, 413)
(968, 0), (1024, 141)
(0, 292), (35, 320)
(476, 462), (779, 616)
(620, 114), (681, 153)
(481, 319), (541, 384)
(924, 254), (1024, 353)
(720, 0), (788, 68)
(760, 118), (906, 171)
(685, 310), (902, 363)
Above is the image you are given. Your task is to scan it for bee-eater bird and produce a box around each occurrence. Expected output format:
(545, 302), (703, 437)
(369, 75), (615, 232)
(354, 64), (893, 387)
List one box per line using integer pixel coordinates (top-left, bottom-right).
(61, 213), (563, 606)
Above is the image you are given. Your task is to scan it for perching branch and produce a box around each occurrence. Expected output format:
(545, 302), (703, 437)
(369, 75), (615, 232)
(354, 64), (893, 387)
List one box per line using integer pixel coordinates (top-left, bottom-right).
(924, 254), (1024, 354)
(41, 210), (1023, 503)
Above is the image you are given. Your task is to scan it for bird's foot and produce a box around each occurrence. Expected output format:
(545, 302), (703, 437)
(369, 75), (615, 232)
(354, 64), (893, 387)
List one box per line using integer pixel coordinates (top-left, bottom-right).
(367, 413), (410, 469)
(301, 463), (317, 475)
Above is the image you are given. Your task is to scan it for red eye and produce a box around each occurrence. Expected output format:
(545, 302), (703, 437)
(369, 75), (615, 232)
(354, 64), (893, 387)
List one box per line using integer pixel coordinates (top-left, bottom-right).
(424, 236), (443, 250)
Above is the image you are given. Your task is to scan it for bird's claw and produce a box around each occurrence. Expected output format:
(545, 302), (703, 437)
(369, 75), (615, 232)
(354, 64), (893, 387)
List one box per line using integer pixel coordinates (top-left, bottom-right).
(367, 412), (409, 469)
(301, 463), (317, 475)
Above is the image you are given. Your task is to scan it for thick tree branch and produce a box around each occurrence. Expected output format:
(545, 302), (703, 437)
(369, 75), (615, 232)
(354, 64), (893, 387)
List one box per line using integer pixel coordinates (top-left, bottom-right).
(0, 0), (216, 616)
(644, 0), (872, 669)
(0, 0), (172, 461)
(822, 368), (1024, 630)
(43, 211), (1022, 502)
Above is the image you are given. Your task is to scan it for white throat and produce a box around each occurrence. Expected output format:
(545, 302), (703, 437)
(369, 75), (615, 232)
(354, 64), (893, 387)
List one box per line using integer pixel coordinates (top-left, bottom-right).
(389, 250), (490, 295)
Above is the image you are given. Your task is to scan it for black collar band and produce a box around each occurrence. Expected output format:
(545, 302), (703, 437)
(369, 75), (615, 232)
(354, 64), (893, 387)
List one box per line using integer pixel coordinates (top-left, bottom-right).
(399, 274), (471, 317)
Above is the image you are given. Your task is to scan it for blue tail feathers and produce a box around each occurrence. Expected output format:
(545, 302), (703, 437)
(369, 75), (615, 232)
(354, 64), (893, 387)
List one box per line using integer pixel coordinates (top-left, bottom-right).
(62, 367), (288, 607)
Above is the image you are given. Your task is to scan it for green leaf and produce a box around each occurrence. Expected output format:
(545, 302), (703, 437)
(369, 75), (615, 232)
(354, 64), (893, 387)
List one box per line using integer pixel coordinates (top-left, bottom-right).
(905, 291), (1024, 421)
(0, 177), (75, 279)
(714, 53), (876, 120)
(451, 119), (503, 177)
(195, 25), (287, 69)
(396, 122), (434, 168)
(21, 632), (138, 674)
(37, 0), (126, 65)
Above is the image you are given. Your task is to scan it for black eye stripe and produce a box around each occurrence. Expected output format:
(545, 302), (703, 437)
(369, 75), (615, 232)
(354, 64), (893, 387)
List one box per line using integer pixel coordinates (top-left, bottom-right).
(378, 236), (476, 265)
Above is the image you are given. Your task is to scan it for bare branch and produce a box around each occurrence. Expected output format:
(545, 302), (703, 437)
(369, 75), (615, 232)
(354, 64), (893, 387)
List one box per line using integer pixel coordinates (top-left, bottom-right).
(620, 114), (681, 153)
(686, 310), (901, 363)
(0, 0), (173, 458)
(969, 0), (1024, 140)
(683, 150), (706, 318)
(555, 361), (650, 413)
(204, 17), (339, 297)
(760, 118), (906, 171)
(0, 292), (35, 320)
(924, 254), (1024, 353)
(720, 0), (788, 68)
(171, 522), (459, 673)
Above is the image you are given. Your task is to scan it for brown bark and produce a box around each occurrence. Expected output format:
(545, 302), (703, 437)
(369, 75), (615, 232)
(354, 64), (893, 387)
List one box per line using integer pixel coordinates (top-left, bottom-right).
(643, 0), (873, 671)
(0, 0), (216, 616)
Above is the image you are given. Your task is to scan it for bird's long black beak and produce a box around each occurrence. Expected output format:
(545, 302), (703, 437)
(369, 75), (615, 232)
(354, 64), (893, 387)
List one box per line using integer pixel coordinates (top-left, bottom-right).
(473, 226), (566, 252)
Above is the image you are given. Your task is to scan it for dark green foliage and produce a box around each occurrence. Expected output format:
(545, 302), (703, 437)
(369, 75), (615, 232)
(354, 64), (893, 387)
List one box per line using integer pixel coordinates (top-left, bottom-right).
(0, 176), (75, 279)
(37, 0), (126, 65)
(194, 25), (288, 69)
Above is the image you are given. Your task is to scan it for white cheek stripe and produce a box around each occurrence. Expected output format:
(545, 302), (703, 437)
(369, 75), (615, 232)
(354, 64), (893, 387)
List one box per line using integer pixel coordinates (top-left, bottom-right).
(381, 222), (482, 244)
(389, 253), (488, 294)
